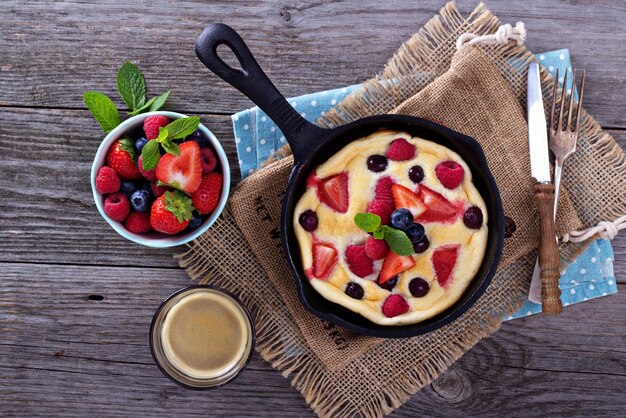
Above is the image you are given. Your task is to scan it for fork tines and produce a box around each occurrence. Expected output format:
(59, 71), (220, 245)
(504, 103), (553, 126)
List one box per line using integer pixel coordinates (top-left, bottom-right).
(549, 68), (586, 134)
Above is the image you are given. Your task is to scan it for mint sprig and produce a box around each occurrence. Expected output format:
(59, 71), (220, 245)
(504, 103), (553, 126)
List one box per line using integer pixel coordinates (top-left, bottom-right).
(83, 91), (120, 133)
(117, 62), (146, 111)
(85, 62), (170, 131)
(140, 116), (201, 171)
(354, 213), (414, 256)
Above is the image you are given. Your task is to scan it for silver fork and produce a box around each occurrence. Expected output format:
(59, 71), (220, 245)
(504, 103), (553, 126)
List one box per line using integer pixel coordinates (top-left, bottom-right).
(528, 68), (586, 304)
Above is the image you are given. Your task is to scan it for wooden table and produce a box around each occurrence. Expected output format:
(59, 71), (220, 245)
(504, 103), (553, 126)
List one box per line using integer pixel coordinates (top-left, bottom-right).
(1, 1), (625, 416)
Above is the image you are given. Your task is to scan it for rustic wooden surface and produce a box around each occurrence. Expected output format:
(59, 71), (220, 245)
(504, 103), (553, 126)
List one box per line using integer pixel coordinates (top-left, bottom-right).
(1, 1), (624, 416)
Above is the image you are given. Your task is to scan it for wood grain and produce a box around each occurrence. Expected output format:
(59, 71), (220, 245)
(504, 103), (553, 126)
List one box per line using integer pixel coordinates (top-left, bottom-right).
(1, 0), (625, 127)
(1, 0), (625, 415)
(1, 262), (625, 416)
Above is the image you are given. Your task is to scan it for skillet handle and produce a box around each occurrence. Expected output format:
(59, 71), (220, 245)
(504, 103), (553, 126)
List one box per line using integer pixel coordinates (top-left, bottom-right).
(195, 23), (325, 163)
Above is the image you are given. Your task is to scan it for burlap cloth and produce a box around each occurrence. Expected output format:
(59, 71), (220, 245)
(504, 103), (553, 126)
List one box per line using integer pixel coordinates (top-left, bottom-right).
(177, 3), (626, 417)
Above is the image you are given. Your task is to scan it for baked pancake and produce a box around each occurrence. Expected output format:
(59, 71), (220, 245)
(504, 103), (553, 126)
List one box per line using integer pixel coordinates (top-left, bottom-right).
(293, 130), (488, 326)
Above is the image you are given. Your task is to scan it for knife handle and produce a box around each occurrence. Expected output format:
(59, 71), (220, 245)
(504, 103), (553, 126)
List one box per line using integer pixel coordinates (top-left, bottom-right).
(534, 183), (563, 315)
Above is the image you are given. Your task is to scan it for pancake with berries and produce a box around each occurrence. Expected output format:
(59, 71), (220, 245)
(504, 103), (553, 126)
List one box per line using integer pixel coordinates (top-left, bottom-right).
(293, 130), (488, 326)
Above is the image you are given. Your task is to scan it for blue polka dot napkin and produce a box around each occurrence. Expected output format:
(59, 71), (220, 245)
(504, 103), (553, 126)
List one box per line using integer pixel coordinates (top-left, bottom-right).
(230, 49), (617, 318)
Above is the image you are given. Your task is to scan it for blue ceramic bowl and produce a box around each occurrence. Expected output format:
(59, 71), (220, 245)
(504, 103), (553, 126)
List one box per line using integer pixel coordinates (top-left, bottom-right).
(90, 111), (230, 248)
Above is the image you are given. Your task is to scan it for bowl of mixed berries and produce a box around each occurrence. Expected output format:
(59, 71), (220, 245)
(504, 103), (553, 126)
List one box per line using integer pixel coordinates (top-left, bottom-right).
(91, 111), (230, 247)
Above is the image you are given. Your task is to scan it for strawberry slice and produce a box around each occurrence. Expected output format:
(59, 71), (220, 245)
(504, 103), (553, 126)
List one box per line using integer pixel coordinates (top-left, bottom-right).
(317, 172), (349, 213)
(417, 185), (458, 223)
(156, 141), (203, 194)
(312, 242), (338, 279)
(391, 184), (427, 218)
(379, 251), (415, 284)
(432, 245), (460, 288)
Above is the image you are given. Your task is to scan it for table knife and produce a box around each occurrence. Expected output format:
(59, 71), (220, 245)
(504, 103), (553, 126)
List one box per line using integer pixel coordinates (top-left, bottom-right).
(527, 62), (562, 315)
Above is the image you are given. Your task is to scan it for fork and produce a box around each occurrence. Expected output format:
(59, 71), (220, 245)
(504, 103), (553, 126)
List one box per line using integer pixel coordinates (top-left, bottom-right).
(528, 68), (586, 305)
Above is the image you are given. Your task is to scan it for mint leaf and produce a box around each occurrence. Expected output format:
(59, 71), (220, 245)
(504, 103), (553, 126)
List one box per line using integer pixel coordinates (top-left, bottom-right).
(119, 138), (136, 160)
(161, 139), (181, 156)
(372, 229), (385, 240)
(164, 116), (200, 140)
(354, 213), (381, 233)
(83, 91), (120, 133)
(149, 90), (170, 112)
(127, 96), (156, 116)
(157, 127), (169, 143)
(116, 61), (145, 110)
(383, 227), (414, 256)
(141, 139), (160, 171)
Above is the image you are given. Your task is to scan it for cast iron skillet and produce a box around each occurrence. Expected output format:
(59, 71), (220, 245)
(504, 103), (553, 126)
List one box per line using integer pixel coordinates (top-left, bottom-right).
(195, 23), (504, 338)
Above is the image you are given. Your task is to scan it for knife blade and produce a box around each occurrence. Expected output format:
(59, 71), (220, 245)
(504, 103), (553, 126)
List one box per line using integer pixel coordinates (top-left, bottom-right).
(527, 62), (551, 183)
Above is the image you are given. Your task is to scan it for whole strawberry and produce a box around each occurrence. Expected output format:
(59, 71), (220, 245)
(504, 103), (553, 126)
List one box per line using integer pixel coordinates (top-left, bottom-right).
(191, 172), (223, 214)
(106, 140), (141, 180)
(143, 115), (169, 140)
(150, 190), (193, 234)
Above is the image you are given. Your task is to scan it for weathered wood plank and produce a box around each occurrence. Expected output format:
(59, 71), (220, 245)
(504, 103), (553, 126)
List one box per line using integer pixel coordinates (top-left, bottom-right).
(1, 263), (625, 416)
(1, 0), (625, 127)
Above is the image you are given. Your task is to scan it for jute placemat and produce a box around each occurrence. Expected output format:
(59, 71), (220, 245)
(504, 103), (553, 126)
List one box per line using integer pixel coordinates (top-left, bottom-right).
(178, 3), (626, 417)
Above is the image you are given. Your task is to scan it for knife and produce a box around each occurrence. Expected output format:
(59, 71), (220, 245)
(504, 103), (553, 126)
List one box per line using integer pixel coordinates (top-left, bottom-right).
(527, 62), (562, 315)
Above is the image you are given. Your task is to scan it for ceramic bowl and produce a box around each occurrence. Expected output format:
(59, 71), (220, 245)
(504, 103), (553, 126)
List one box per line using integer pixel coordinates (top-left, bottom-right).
(90, 111), (230, 248)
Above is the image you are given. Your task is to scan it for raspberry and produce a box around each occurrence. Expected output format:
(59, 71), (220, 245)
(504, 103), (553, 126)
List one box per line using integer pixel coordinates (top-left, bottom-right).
(364, 236), (389, 260)
(95, 166), (120, 194)
(435, 160), (464, 189)
(143, 115), (169, 140)
(151, 181), (172, 197)
(367, 199), (394, 225)
(382, 294), (410, 318)
(191, 172), (223, 214)
(103, 192), (130, 222)
(374, 176), (395, 202)
(386, 138), (416, 161)
(138, 155), (157, 181)
(200, 147), (218, 173)
(345, 245), (373, 278)
(124, 211), (151, 234)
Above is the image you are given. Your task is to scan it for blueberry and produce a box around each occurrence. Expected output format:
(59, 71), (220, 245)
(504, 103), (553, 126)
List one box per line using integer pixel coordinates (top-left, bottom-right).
(378, 275), (398, 291)
(405, 223), (425, 243)
(367, 155), (388, 172)
(173, 138), (186, 145)
(413, 236), (430, 253)
(120, 180), (137, 197)
(130, 189), (151, 212)
(409, 277), (430, 297)
(344, 282), (364, 299)
(298, 210), (318, 232)
(187, 130), (209, 147)
(187, 215), (203, 231)
(390, 209), (413, 230)
(408, 165), (424, 183)
(135, 137), (148, 153)
(463, 206), (483, 229)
